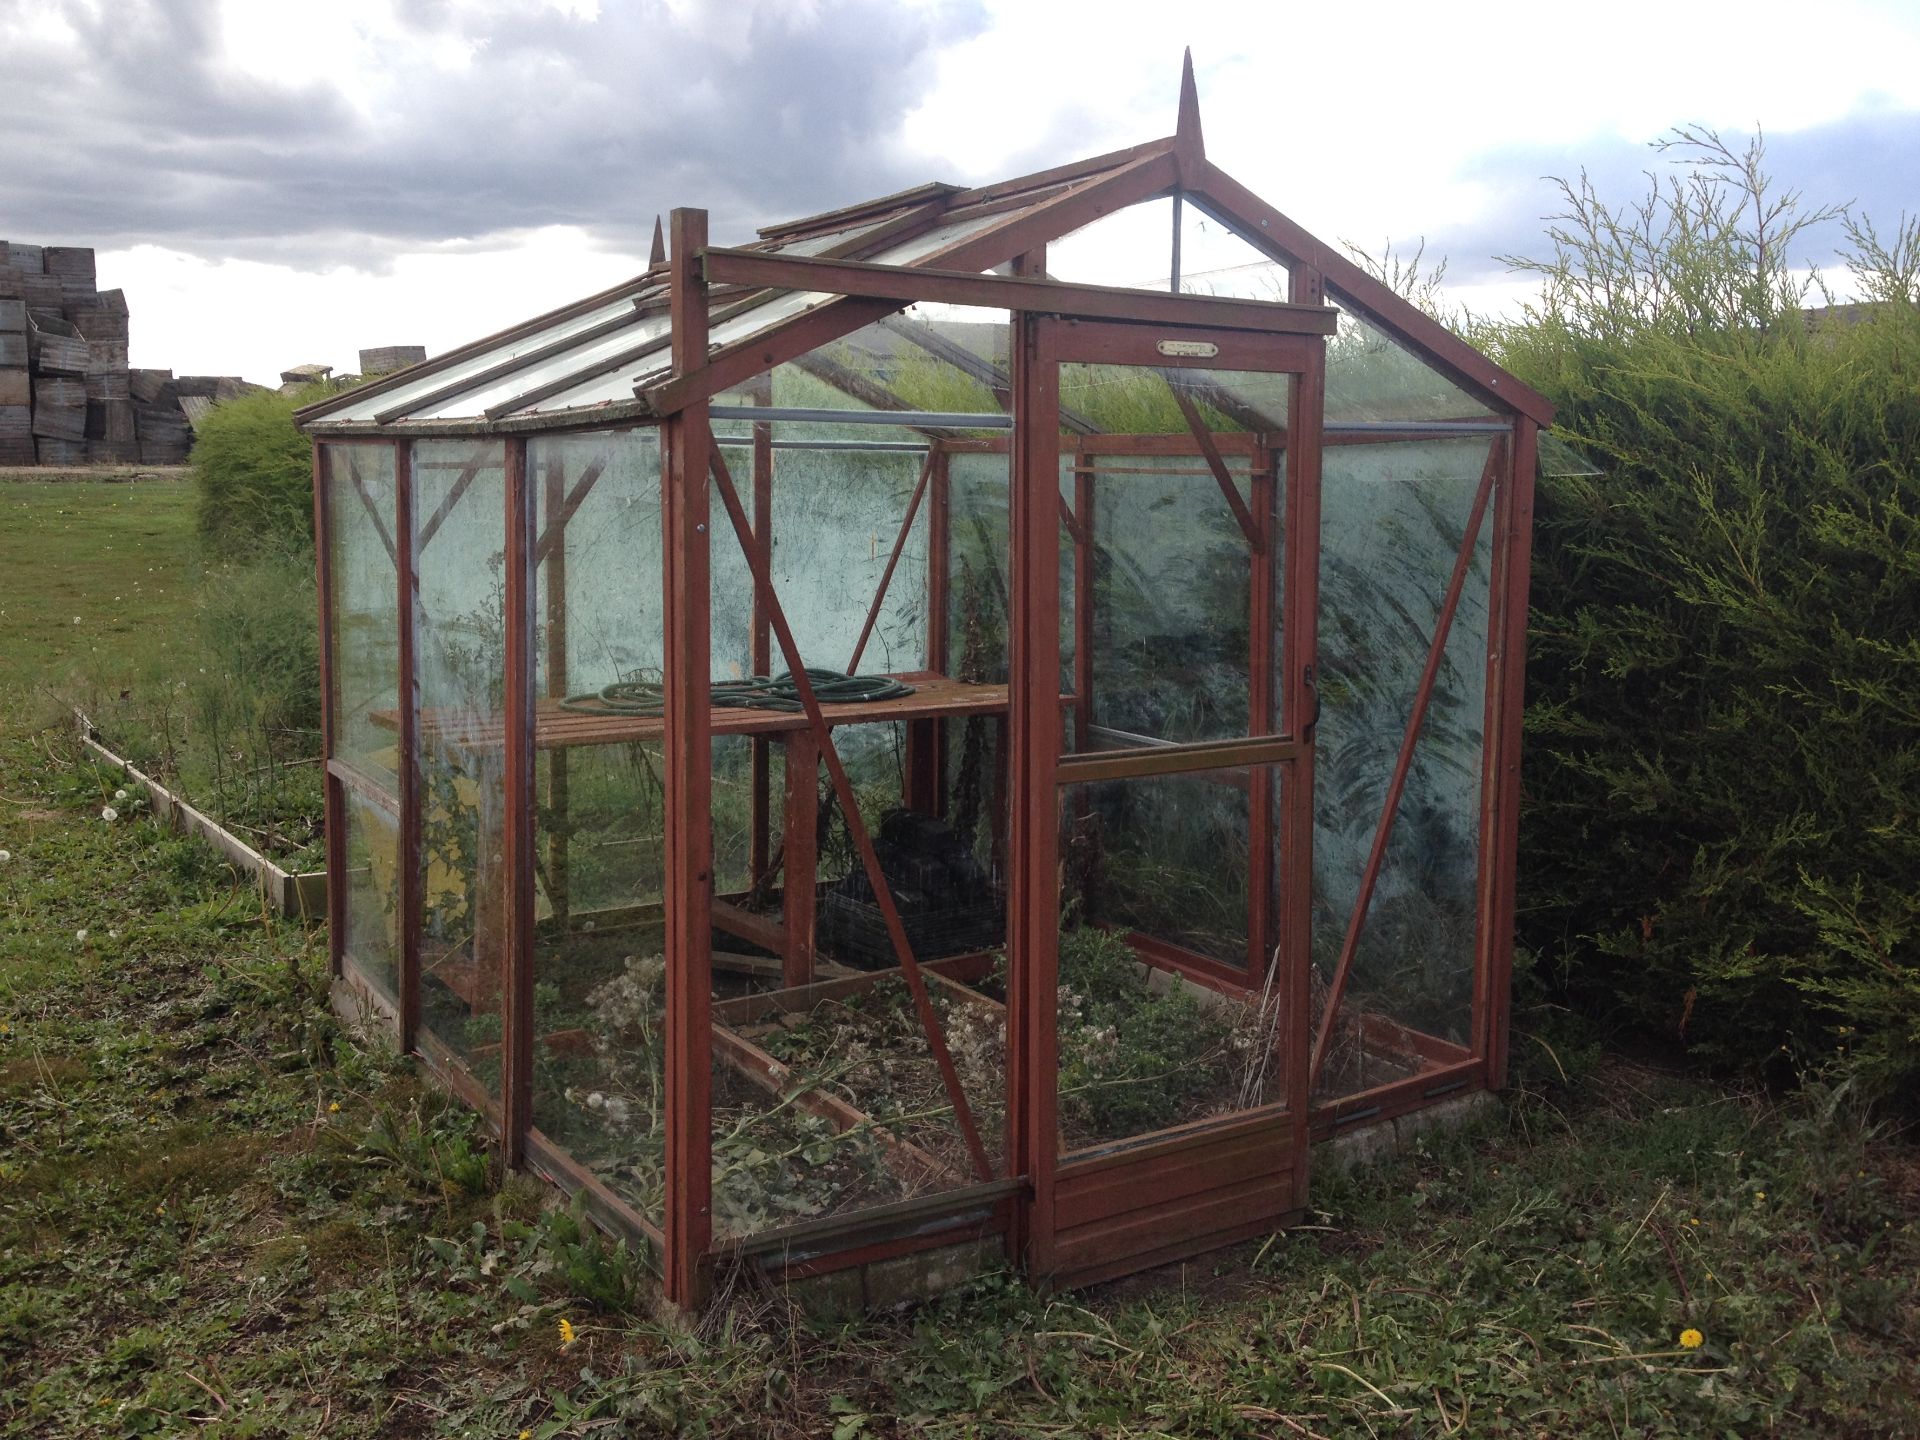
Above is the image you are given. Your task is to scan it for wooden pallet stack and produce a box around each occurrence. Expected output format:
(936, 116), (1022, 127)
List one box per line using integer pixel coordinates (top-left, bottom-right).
(0, 245), (36, 464)
(1, 238), (158, 466)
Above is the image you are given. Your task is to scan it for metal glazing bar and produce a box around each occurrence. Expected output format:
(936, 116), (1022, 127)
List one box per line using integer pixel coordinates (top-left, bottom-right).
(1326, 420), (1513, 435)
(1056, 735), (1301, 785)
(711, 405), (1011, 429)
(713, 437), (932, 454)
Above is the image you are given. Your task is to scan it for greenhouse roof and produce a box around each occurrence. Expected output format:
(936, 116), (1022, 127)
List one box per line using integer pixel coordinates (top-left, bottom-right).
(299, 57), (1552, 437)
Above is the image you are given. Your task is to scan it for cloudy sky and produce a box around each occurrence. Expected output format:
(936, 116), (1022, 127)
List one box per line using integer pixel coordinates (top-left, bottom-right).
(4, 0), (1917, 383)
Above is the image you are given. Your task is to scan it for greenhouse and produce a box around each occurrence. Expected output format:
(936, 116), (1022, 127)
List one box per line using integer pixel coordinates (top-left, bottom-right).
(298, 62), (1556, 1308)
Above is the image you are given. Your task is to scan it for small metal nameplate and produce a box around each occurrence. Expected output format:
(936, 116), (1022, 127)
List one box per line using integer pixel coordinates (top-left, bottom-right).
(1156, 339), (1219, 358)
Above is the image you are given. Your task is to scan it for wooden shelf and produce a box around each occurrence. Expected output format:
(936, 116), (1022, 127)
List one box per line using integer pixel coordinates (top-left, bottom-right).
(386, 672), (1008, 752)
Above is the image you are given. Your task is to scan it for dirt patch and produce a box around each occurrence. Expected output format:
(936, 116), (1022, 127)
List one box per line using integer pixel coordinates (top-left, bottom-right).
(0, 1055), (90, 1097)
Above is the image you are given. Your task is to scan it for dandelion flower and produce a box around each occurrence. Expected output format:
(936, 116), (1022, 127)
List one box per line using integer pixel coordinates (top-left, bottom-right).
(101, 806), (119, 822)
(328, 1102), (340, 1114)
(155, 1204), (165, 1216)
(114, 788), (129, 802)
(1679, 1328), (1704, 1350)
(557, 1317), (576, 1347)
(1754, 1190), (1766, 1202)
(1688, 1217), (1700, 1226)
(75, 929), (89, 944)
(0, 849), (12, 863)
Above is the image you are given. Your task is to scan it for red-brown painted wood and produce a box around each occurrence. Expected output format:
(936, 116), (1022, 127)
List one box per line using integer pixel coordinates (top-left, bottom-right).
(1485, 420), (1537, 1089)
(661, 209), (716, 1308)
(780, 726), (819, 987)
(501, 436), (537, 1165)
(395, 440), (422, 1050)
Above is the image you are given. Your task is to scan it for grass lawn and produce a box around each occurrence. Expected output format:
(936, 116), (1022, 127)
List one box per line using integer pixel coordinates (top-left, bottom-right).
(1, 480), (1916, 1437)
(0, 477), (202, 724)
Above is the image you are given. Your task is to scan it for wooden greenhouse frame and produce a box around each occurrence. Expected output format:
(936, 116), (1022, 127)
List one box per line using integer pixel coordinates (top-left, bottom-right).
(299, 59), (1552, 1309)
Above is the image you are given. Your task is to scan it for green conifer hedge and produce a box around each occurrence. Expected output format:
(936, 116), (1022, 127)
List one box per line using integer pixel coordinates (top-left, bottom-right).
(1489, 132), (1920, 1096)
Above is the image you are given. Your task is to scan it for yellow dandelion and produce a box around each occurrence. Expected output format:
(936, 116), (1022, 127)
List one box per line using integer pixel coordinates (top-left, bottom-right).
(557, 1317), (576, 1347)
(520, 1431), (532, 1440)
(1679, 1328), (1704, 1350)
(1754, 1190), (1766, 1201)
(155, 1204), (165, 1216)
(1688, 1217), (1700, 1226)
(328, 1102), (340, 1114)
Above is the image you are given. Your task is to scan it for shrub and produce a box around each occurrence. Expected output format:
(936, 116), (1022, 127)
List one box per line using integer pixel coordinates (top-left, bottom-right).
(1488, 130), (1920, 1099)
(190, 386), (322, 558)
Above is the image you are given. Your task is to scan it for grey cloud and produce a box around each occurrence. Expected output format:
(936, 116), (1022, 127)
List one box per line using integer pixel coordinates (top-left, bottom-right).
(0, 0), (990, 269)
(1426, 107), (1920, 289)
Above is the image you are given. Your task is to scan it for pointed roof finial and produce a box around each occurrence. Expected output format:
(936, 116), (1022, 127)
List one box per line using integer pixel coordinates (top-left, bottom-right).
(650, 214), (666, 266)
(1175, 48), (1204, 167)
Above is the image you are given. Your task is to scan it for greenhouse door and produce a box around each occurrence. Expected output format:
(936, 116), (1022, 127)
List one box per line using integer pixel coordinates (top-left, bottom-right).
(1008, 315), (1323, 1285)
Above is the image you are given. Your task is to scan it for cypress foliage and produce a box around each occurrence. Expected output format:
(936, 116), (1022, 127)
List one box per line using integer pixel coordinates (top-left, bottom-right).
(190, 385), (324, 558)
(1488, 131), (1920, 1096)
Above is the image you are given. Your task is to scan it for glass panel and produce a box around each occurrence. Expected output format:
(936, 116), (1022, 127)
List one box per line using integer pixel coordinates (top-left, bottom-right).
(521, 430), (672, 1236)
(1063, 769), (1254, 972)
(1177, 199), (1290, 301)
(1312, 437), (1495, 1103)
(1055, 363), (1287, 744)
(1324, 291), (1496, 423)
(1049, 198), (1176, 290)
(1057, 766), (1282, 1156)
(1083, 452), (1259, 744)
(1048, 197), (1291, 300)
(340, 789), (400, 1002)
(325, 443), (399, 790)
(412, 439), (508, 1082)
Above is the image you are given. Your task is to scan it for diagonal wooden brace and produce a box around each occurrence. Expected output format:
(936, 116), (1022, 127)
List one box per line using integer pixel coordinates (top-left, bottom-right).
(1168, 382), (1262, 551)
(344, 452), (399, 566)
(708, 440), (997, 1183)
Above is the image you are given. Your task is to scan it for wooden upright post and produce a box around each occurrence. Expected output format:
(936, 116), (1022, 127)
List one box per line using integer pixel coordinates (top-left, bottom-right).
(661, 208), (715, 1308)
(1006, 250), (1064, 1273)
(501, 437), (536, 1166)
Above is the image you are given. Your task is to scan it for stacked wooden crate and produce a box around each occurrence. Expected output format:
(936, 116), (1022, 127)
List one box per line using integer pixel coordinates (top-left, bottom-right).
(0, 239), (145, 465)
(0, 250), (31, 464)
